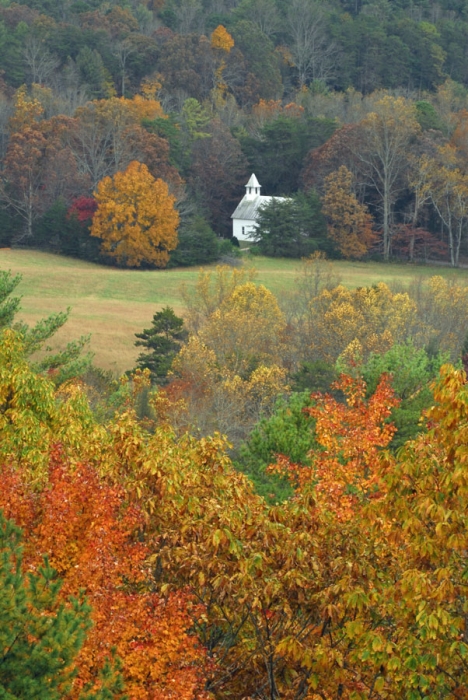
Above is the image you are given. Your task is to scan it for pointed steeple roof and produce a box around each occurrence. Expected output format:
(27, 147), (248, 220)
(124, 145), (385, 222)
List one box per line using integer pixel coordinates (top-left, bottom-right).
(246, 173), (261, 189)
(244, 173), (261, 199)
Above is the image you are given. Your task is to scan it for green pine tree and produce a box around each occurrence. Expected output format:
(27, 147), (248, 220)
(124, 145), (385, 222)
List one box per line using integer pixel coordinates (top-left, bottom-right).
(254, 190), (329, 258)
(134, 306), (187, 384)
(235, 391), (317, 504)
(76, 47), (113, 100)
(0, 510), (124, 700)
(0, 271), (22, 328)
(0, 270), (92, 385)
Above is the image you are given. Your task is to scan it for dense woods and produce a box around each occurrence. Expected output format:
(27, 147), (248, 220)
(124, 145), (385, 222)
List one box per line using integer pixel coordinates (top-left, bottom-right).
(4, 1), (468, 698)
(4, 1), (468, 263)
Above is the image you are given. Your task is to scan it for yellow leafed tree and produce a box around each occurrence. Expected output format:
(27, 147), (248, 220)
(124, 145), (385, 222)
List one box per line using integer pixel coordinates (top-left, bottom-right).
(322, 165), (376, 259)
(308, 282), (419, 363)
(119, 94), (166, 122)
(210, 25), (235, 108)
(211, 24), (234, 52)
(9, 85), (44, 133)
(167, 281), (288, 443)
(91, 161), (179, 267)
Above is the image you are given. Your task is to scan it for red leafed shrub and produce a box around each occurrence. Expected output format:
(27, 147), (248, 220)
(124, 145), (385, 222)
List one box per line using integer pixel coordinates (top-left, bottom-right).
(68, 196), (98, 222)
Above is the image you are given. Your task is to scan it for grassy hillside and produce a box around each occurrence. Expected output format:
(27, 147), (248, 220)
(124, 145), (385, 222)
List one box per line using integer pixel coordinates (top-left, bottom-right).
(1, 249), (467, 374)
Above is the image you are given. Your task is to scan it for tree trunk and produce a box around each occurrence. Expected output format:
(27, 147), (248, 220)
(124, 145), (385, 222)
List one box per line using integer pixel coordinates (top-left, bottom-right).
(409, 231), (415, 262)
(455, 221), (463, 267)
(27, 181), (33, 239)
(383, 187), (390, 260)
(448, 223), (455, 267)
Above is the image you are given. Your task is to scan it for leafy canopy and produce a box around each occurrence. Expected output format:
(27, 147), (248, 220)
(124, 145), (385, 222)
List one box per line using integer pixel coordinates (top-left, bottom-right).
(0, 510), (123, 700)
(91, 161), (179, 268)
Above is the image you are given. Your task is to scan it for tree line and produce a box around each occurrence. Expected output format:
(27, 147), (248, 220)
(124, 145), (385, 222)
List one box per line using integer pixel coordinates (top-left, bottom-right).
(4, 2), (468, 265)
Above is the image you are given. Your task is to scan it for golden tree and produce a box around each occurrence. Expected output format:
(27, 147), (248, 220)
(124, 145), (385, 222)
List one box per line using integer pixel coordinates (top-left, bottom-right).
(91, 161), (179, 267)
(322, 165), (375, 259)
(307, 282), (419, 363)
(210, 25), (235, 108)
(167, 281), (288, 443)
(8, 85), (44, 133)
(211, 24), (234, 52)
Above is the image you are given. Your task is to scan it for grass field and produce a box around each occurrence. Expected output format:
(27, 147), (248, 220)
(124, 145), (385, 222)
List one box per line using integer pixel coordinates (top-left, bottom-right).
(1, 248), (468, 374)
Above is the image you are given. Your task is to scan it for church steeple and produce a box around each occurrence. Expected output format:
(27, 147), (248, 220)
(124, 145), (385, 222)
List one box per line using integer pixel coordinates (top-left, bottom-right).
(245, 173), (261, 198)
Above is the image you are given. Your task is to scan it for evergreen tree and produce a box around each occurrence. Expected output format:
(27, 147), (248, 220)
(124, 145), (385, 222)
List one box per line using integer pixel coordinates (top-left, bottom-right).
(169, 215), (219, 267)
(135, 306), (187, 384)
(239, 115), (336, 195)
(35, 199), (102, 263)
(0, 510), (123, 699)
(0, 21), (25, 87)
(235, 391), (316, 503)
(254, 189), (329, 258)
(0, 270), (92, 384)
(0, 270), (22, 328)
(76, 46), (112, 99)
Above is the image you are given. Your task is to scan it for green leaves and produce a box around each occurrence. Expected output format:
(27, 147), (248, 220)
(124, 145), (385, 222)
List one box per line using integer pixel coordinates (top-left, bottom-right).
(235, 391), (316, 502)
(0, 271), (22, 328)
(254, 189), (328, 258)
(0, 511), (90, 699)
(134, 306), (186, 384)
(0, 269), (92, 385)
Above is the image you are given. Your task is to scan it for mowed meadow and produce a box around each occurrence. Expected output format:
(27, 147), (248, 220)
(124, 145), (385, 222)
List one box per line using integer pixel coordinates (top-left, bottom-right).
(2, 247), (468, 374)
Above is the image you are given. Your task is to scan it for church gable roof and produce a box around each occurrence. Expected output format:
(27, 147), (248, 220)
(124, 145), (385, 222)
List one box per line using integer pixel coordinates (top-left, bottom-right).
(231, 195), (285, 221)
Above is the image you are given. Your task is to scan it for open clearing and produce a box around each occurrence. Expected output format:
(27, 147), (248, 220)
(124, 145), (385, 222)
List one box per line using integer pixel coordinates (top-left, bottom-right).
(1, 248), (467, 374)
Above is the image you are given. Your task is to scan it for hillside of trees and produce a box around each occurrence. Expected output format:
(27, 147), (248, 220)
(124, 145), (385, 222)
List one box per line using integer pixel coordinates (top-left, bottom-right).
(3, 1), (468, 264)
(4, 3), (468, 697)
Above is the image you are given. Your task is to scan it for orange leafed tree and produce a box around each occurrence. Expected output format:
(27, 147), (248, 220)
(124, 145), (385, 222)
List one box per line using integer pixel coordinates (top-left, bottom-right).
(273, 372), (399, 519)
(0, 447), (209, 700)
(322, 165), (376, 259)
(270, 374), (401, 696)
(210, 25), (234, 52)
(91, 161), (179, 267)
(8, 84), (44, 133)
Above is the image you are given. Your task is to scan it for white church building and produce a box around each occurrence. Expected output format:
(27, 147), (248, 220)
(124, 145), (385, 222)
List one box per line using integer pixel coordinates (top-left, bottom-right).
(231, 174), (286, 242)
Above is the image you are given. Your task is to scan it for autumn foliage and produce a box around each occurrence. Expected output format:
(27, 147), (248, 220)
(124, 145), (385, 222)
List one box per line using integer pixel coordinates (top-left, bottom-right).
(0, 448), (209, 700)
(69, 197), (98, 222)
(305, 282), (419, 363)
(322, 165), (376, 258)
(91, 161), (179, 267)
(4, 277), (468, 699)
(210, 25), (234, 53)
(167, 270), (288, 441)
(275, 373), (399, 512)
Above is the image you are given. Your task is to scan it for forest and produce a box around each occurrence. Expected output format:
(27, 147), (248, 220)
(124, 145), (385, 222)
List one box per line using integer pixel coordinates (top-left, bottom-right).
(3, 0), (468, 698)
(3, 0), (468, 264)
